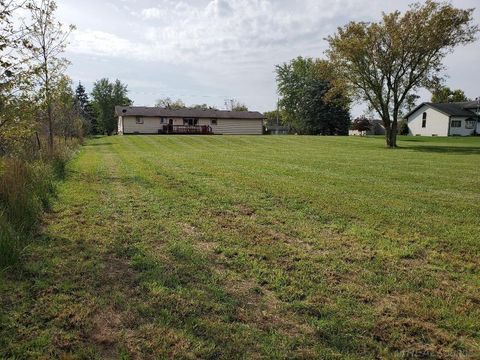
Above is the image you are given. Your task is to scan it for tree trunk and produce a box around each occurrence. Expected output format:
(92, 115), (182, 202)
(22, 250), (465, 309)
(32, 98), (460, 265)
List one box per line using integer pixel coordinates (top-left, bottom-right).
(390, 119), (398, 148)
(383, 118), (398, 148)
(47, 103), (53, 152)
(385, 127), (397, 148)
(35, 131), (41, 150)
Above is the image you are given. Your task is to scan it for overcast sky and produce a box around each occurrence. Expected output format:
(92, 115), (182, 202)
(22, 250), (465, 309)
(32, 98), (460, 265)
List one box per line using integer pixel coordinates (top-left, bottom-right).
(58, 0), (480, 114)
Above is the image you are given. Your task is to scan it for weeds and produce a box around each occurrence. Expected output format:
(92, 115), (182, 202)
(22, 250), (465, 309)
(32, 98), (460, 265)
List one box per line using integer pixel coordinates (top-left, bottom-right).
(0, 144), (75, 269)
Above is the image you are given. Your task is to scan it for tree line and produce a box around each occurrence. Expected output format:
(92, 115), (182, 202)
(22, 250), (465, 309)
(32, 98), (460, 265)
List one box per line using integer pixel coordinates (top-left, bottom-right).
(154, 97), (248, 111)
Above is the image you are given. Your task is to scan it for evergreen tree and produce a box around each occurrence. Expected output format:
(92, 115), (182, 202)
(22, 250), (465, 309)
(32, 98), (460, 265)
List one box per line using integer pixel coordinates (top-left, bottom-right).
(75, 82), (96, 134)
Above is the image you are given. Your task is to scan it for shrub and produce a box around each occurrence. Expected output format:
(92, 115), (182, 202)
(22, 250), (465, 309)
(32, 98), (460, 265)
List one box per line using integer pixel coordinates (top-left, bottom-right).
(350, 117), (371, 134)
(399, 121), (410, 135)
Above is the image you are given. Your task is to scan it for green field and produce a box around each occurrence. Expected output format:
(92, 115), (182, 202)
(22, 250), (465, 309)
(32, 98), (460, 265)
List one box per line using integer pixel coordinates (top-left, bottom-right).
(1, 135), (479, 359)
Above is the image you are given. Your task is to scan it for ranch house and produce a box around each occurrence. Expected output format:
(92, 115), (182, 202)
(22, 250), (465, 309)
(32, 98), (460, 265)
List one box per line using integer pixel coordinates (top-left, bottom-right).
(405, 101), (480, 136)
(116, 106), (265, 135)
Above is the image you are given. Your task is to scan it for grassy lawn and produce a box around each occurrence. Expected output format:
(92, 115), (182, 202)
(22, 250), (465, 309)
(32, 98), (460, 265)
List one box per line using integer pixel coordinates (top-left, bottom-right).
(1, 135), (479, 359)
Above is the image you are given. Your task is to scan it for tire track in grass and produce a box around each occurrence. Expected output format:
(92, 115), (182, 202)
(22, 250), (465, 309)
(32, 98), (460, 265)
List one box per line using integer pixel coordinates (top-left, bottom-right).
(80, 138), (208, 359)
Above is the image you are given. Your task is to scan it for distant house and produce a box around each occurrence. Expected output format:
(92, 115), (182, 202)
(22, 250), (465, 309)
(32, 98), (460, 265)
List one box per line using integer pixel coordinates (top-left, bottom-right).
(348, 119), (385, 136)
(115, 106), (265, 135)
(405, 101), (480, 136)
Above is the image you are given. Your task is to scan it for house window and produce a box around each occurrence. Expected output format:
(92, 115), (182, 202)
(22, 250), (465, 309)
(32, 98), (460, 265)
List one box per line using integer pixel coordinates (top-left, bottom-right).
(421, 112), (427, 128)
(451, 120), (461, 128)
(183, 118), (198, 126)
(160, 117), (165, 124)
(465, 119), (475, 129)
(136, 116), (143, 124)
(169, 119), (173, 125)
(211, 119), (217, 125)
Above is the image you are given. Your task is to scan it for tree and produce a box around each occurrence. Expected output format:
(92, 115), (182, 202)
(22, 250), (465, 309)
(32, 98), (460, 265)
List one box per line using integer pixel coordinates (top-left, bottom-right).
(350, 117), (371, 134)
(26, 0), (75, 151)
(276, 57), (350, 135)
(225, 99), (248, 111)
(431, 86), (470, 103)
(91, 78), (132, 135)
(75, 82), (96, 134)
(155, 97), (186, 109)
(399, 120), (409, 135)
(0, 0), (34, 153)
(326, 1), (478, 147)
(191, 103), (218, 110)
(263, 110), (282, 127)
(52, 76), (84, 141)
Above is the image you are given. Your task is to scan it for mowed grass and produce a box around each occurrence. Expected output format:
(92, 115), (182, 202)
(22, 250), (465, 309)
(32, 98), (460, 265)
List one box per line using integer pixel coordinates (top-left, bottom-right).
(1, 135), (479, 359)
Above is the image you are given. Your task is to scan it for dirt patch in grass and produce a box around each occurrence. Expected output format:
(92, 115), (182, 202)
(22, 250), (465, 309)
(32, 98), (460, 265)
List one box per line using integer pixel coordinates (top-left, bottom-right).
(89, 307), (123, 358)
(225, 273), (315, 338)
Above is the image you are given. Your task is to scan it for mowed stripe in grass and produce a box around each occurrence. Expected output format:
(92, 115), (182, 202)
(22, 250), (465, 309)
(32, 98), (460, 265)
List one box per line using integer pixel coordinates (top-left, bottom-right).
(1, 135), (479, 359)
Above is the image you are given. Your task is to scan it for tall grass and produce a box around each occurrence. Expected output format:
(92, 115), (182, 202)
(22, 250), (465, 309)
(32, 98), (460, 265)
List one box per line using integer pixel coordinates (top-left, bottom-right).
(0, 145), (74, 270)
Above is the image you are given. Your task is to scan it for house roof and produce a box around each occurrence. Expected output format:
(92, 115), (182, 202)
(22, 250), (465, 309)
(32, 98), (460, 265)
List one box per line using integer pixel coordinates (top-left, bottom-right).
(454, 101), (480, 110)
(405, 102), (476, 119)
(115, 106), (265, 120)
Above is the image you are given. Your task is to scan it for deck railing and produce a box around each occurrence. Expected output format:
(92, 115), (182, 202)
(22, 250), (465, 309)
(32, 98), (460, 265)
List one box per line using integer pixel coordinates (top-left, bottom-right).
(160, 125), (213, 134)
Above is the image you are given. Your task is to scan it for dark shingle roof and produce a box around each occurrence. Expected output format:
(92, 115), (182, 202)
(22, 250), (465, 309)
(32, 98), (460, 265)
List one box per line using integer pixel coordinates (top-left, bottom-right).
(405, 102), (477, 118)
(115, 106), (264, 120)
(427, 103), (475, 117)
(453, 101), (480, 110)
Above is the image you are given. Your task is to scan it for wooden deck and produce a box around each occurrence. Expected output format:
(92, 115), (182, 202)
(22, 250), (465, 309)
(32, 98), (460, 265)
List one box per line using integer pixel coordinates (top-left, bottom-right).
(159, 125), (213, 135)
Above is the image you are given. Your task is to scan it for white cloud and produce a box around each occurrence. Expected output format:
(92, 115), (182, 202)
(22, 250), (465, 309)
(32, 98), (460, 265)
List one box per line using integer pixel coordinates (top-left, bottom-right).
(206, 0), (233, 17)
(69, 30), (136, 58)
(141, 7), (165, 19)
(69, 0), (371, 65)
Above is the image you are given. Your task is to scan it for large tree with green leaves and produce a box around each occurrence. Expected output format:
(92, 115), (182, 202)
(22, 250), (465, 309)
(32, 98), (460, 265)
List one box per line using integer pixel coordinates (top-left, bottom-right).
(91, 78), (132, 135)
(431, 86), (470, 103)
(276, 57), (350, 135)
(326, 1), (478, 147)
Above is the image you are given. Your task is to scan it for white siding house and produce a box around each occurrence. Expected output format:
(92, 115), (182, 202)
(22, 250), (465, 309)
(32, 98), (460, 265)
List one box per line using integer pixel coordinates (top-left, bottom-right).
(405, 101), (480, 136)
(115, 107), (264, 135)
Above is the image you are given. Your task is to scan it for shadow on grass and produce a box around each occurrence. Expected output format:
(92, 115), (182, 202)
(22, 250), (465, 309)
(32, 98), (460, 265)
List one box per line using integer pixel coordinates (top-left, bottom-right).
(404, 146), (480, 155)
(83, 142), (114, 147)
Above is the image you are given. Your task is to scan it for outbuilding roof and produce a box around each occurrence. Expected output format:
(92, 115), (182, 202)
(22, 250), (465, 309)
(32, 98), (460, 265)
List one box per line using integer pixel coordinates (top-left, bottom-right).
(405, 102), (477, 119)
(115, 106), (265, 120)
